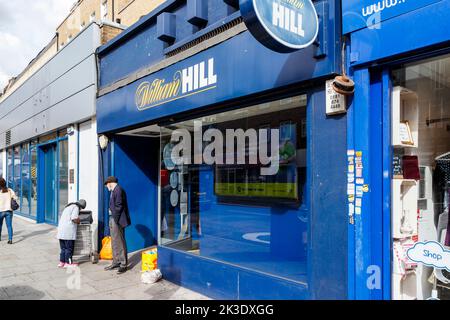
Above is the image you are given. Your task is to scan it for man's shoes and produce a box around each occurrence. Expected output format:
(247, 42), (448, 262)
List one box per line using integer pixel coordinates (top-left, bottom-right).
(117, 266), (127, 274)
(104, 264), (120, 271)
(7, 240), (12, 244)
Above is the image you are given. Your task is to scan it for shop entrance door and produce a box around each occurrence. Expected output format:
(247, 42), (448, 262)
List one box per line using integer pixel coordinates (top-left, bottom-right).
(38, 143), (57, 225)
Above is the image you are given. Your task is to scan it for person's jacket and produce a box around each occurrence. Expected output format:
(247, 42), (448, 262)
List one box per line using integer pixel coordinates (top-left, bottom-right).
(109, 185), (131, 228)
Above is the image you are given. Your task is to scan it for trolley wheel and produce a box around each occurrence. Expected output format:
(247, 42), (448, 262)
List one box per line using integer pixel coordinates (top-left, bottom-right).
(91, 253), (99, 264)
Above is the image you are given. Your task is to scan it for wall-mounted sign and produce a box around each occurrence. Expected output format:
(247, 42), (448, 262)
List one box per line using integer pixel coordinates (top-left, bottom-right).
(135, 58), (217, 111)
(342, 0), (441, 34)
(326, 80), (346, 115)
(240, 0), (319, 53)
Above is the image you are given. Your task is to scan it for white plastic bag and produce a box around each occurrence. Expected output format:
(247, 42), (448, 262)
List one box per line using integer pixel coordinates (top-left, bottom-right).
(141, 269), (162, 284)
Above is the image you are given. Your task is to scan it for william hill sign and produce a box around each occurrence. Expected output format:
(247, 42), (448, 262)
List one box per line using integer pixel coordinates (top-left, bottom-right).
(240, 0), (319, 53)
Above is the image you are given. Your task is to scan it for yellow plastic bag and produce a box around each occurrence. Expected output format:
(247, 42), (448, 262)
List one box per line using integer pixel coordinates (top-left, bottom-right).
(142, 247), (158, 272)
(99, 236), (113, 260)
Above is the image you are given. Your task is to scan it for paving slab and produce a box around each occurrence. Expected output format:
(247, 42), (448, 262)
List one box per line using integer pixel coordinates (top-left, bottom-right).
(0, 216), (210, 300)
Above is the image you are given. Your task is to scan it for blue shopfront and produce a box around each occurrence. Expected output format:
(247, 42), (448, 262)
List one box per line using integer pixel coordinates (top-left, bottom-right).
(344, 0), (450, 300)
(96, 0), (348, 299)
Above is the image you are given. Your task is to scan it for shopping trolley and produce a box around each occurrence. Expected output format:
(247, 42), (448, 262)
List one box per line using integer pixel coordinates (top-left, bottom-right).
(73, 211), (99, 264)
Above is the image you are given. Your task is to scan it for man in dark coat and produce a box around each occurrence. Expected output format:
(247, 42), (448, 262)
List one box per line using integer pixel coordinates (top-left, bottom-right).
(104, 176), (131, 274)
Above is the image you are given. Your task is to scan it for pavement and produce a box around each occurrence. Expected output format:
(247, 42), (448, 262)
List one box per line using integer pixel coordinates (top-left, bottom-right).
(0, 216), (210, 300)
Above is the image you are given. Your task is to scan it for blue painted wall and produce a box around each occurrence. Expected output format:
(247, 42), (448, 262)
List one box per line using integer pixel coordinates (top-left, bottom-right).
(158, 246), (310, 300)
(113, 135), (159, 252)
(308, 88), (348, 299)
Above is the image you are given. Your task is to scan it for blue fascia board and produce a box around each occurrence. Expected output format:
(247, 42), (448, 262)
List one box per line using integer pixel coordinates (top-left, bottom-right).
(349, 0), (450, 67)
(96, 30), (339, 134)
(342, 0), (443, 35)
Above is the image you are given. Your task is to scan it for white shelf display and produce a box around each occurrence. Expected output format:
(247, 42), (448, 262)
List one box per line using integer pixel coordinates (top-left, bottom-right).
(392, 179), (418, 239)
(392, 239), (419, 300)
(392, 86), (419, 148)
(392, 272), (418, 300)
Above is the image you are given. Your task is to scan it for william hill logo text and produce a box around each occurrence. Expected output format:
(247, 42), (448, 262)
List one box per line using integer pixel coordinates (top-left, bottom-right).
(135, 58), (217, 111)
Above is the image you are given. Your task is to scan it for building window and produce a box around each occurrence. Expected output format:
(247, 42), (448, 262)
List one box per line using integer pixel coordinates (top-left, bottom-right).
(90, 12), (96, 22)
(101, 1), (108, 21)
(159, 95), (309, 283)
(80, 22), (85, 31)
(68, 35), (73, 42)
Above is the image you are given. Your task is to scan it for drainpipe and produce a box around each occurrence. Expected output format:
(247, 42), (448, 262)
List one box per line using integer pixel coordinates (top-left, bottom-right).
(112, 0), (115, 23)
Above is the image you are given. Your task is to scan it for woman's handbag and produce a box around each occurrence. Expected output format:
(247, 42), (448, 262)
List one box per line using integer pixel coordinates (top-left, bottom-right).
(9, 190), (19, 211)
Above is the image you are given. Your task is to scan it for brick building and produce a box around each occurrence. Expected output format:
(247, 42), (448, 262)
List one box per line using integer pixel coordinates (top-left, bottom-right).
(57, 0), (165, 48)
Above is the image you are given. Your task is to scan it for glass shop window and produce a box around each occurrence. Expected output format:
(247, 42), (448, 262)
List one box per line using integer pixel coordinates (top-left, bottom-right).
(13, 146), (20, 197)
(6, 149), (13, 188)
(391, 54), (450, 300)
(160, 95), (309, 283)
(20, 144), (31, 215)
(0, 151), (3, 178)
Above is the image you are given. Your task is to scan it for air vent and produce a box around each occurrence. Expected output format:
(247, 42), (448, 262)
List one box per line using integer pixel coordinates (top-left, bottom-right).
(5, 130), (11, 147)
(166, 16), (244, 57)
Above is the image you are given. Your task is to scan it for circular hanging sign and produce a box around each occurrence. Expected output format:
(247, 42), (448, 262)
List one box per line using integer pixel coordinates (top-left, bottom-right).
(170, 172), (178, 189)
(163, 143), (176, 170)
(240, 0), (319, 53)
(170, 190), (179, 207)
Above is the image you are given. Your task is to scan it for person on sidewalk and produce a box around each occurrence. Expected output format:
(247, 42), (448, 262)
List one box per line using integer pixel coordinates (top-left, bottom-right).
(57, 199), (86, 268)
(0, 177), (18, 244)
(104, 176), (131, 274)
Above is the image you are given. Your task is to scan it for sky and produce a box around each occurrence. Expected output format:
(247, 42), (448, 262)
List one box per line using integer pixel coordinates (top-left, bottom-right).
(0, 0), (75, 90)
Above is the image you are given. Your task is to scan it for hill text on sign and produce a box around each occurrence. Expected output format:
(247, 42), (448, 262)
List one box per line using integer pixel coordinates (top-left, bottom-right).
(240, 0), (319, 53)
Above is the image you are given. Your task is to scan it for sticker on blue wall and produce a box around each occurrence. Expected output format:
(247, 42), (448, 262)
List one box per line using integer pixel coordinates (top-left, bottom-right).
(407, 241), (450, 271)
(240, 0), (319, 53)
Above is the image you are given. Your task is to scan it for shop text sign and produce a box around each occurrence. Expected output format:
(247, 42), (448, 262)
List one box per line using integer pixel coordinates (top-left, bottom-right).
(135, 58), (217, 111)
(407, 241), (450, 271)
(240, 0), (319, 52)
(342, 0), (441, 34)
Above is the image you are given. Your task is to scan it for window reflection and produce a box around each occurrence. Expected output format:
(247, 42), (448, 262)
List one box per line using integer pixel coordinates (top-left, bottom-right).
(58, 140), (69, 216)
(13, 146), (20, 197)
(20, 144), (30, 215)
(160, 95), (309, 283)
